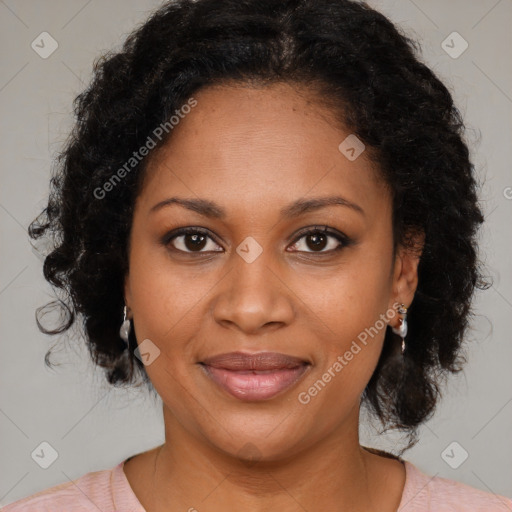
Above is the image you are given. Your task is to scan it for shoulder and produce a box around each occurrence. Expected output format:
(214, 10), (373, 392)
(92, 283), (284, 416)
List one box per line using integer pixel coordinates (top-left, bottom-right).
(1, 463), (121, 511)
(400, 460), (512, 511)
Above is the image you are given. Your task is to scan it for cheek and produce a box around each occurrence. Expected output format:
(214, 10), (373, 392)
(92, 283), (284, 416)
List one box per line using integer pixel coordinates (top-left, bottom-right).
(292, 243), (393, 404)
(294, 311), (388, 438)
(128, 241), (205, 345)
(293, 246), (393, 348)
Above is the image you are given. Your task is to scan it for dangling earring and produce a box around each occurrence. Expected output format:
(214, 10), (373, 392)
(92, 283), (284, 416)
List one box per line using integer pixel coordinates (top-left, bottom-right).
(391, 303), (408, 355)
(119, 305), (131, 349)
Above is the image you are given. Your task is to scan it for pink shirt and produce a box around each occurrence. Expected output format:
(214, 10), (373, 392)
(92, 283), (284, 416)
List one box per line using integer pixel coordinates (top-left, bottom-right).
(2, 459), (511, 511)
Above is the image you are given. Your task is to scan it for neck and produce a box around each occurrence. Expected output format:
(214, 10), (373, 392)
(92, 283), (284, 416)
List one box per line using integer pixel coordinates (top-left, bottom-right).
(133, 403), (402, 512)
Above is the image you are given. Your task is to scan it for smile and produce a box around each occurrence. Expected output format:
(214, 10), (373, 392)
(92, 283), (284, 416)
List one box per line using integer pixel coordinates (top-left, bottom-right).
(201, 365), (311, 401)
(199, 351), (311, 401)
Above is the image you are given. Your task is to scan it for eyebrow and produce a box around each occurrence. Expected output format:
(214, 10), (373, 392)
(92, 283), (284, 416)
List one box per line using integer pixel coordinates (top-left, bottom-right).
(149, 195), (365, 218)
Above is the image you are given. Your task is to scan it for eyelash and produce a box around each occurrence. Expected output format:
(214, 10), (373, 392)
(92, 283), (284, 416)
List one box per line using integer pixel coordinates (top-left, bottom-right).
(162, 225), (353, 256)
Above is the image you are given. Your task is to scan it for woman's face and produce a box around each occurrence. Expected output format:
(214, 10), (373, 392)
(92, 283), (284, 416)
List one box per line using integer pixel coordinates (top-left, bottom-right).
(124, 82), (421, 461)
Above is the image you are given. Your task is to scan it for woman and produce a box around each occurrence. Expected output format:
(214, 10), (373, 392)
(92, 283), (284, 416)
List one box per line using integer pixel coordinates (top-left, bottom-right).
(4, 0), (511, 510)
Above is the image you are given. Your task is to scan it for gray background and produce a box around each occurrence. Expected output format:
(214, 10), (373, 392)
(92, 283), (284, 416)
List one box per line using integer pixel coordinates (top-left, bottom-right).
(1, 0), (511, 506)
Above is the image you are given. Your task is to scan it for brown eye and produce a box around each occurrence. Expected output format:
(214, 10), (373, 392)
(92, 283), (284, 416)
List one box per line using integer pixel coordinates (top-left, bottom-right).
(288, 226), (349, 254)
(165, 228), (223, 253)
(163, 225), (352, 256)
(182, 232), (207, 251)
(304, 232), (329, 251)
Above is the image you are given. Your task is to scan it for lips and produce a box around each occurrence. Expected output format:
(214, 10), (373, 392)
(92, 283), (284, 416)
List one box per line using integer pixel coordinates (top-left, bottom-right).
(202, 351), (308, 371)
(200, 351), (310, 401)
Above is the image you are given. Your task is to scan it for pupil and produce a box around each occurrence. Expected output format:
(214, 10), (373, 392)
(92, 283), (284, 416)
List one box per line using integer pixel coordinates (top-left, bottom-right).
(307, 233), (327, 251)
(185, 233), (206, 251)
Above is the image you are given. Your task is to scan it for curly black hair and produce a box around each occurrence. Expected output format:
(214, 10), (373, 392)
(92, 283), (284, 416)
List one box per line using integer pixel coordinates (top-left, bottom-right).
(29, 0), (491, 450)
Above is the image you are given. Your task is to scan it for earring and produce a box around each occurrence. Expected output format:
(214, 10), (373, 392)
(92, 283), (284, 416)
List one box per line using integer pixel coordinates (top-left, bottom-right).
(119, 305), (131, 348)
(391, 303), (408, 355)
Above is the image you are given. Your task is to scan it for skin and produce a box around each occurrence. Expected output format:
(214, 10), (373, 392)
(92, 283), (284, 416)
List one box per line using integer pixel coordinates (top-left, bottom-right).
(122, 82), (424, 512)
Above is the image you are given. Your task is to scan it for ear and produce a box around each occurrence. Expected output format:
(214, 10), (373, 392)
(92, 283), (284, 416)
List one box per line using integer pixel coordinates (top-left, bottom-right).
(388, 228), (425, 325)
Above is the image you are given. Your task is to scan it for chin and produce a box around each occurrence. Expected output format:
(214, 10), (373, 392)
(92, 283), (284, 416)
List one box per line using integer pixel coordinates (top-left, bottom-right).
(197, 412), (314, 464)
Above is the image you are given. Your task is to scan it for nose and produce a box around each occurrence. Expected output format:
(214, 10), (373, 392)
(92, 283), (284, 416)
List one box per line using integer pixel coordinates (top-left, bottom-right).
(211, 248), (295, 336)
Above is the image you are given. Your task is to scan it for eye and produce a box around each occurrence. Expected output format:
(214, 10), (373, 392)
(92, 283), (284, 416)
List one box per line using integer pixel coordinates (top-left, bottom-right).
(287, 226), (350, 254)
(164, 227), (223, 253)
(163, 225), (352, 255)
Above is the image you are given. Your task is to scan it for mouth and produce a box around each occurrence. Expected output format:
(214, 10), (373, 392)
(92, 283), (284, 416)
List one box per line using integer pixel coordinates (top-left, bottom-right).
(199, 351), (311, 401)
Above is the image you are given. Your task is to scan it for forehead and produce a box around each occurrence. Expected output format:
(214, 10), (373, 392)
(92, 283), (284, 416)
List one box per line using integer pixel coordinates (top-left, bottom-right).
(137, 83), (390, 221)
